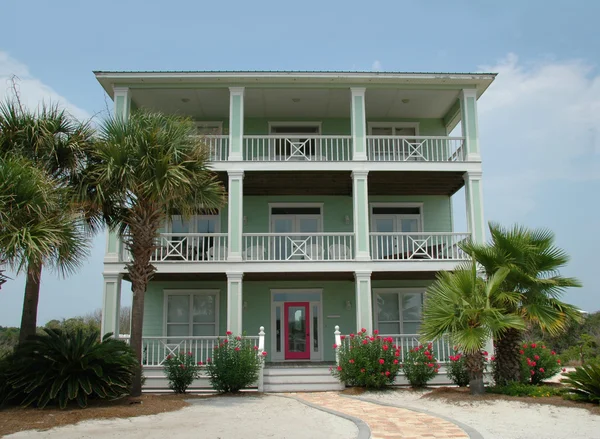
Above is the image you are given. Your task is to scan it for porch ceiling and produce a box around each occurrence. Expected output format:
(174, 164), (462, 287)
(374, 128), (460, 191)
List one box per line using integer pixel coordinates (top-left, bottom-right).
(215, 171), (465, 196)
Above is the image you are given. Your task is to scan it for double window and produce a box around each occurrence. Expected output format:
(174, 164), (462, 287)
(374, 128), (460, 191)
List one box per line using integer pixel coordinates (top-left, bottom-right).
(374, 289), (423, 335)
(170, 213), (220, 234)
(165, 291), (219, 337)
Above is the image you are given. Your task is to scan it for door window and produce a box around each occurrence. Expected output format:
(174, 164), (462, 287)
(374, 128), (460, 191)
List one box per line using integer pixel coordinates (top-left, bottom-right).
(270, 206), (322, 260)
(371, 206), (422, 258)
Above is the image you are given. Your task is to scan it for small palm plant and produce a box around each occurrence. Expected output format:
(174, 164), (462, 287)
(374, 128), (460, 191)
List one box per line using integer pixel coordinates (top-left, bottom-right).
(420, 263), (525, 394)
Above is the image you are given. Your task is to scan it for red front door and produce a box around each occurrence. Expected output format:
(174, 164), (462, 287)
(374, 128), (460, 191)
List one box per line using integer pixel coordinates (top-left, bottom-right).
(284, 302), (310, 360)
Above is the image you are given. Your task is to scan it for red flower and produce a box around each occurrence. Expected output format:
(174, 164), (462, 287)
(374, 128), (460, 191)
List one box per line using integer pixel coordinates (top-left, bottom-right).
(236, 336), (242, 341)
(362, 339), (368, 345)
(373, 329), (379, 335)
(234, 347), (240, 351)
(369, 337), (375, 341)
(424, 350), (430, 356)
(223, 339), (228, 344)
(166, 355), (172, 360)
(349, 359), (355, 364)
(187, 351), (193, 356)
(340, 335), (346, 340)
(523, 343), (528, 349)
(531, 343), (537, 348)
(427, 363), (433, 368)
(350, 333), (355, 338)
(361, 368), (366, 373)
(393, 359), (399, 364)
(226, 330), (232, 336)
(482, 351), (488, 356)
(361, 328), (367, 333)
(333, 343), (338, 349)
(395, 350), (400, 357)
(542, 345), (546, 349)
(491, 356), (496, 361)
(531, 370), (535, 375)
(385, 371), (390, 376)
(207, 358), (212, 363)
(539, 367), (545, 373)
(519, 350), (524, 355)
(534, 355), (540, 360)
(337, 366), (342, 371)
(562, 368), (567, 372)
(383, 344), (389, 351)
(262, 351), (268, 356)
(197, 361), (203, 365)
(557, 359), (561, 364)
(254, 345), (259, 350)
(551, 351), (556, 356)
(379, 358), (385, 365)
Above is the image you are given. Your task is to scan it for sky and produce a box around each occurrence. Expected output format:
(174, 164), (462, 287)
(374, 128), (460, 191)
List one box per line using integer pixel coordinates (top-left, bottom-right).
(0, 0), (598, 326)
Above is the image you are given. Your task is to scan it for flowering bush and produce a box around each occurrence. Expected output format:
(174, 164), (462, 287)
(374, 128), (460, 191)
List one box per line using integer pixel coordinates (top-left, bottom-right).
(448, 348), (490, 387)
(519, 342), (562, 385)
(164, 351), (201, 393)
(402, 344), (439, 388)
(330, 329), (402, 389)
(205, 332), (265, 393)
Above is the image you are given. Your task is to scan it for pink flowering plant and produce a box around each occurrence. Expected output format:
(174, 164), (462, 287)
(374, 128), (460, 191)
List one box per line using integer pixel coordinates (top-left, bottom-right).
(448, 348), (490, 387)
(164, 351), (201, 393)
(402, 344), (440, 388)
(519, 342), (562, 385)
(330, 329), (402, 389)
(205, 331), (265, 393)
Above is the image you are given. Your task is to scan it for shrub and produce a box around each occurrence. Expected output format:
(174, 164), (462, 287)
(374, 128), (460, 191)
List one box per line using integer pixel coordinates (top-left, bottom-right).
(1, 329), (137, 408)
(402, 344), (439, 388)
(164, 352), (201, 393)
(487, 382), (565, 397)
(447, 351), (470, 387)
(519, 342), (562, 384)
(205, 332), (264, 393)
(562, 361), (600, 404)
(331, 329), (401, 389)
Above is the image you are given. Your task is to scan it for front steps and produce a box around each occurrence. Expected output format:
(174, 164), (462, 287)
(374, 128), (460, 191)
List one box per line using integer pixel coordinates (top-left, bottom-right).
(263, 363), (344, 392)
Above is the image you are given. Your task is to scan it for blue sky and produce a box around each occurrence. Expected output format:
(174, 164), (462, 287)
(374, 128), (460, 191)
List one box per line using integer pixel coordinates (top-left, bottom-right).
(1, 0), (598, 326)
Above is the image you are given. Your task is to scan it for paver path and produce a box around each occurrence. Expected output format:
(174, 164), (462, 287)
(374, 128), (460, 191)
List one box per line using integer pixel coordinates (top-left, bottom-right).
(293, 392), (469, 439)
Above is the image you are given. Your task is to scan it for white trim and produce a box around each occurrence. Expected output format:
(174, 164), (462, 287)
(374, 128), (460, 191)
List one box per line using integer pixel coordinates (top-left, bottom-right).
(270, 288), (324, 362)
(268, 121), (323, 134)
(372, 287), (425, 334)
(162, 289), (220, 337)
(367, 121), (420, 136)
(268, 203), (325, 234)
(369, 202), (425, 232)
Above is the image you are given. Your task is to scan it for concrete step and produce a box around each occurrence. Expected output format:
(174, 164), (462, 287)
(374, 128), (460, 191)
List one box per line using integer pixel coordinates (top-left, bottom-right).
(263, 382), (344, 393)
(264, 367), (333, 377)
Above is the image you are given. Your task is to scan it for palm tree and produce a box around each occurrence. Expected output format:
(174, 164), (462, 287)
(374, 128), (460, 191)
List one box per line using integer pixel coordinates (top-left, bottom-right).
(421, 263), (525, 394)
(80, 111), (225, 396)
(0, 100), (93, 343)
(461, 223), (582, 385)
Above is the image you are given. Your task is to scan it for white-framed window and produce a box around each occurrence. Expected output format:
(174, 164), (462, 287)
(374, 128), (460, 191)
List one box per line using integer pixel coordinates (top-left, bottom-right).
(370, 203), (423, 233)
(367, 122), (420, 136)
(164, 290), (219, 337)
(374, 288), (424, 335)
(195, 121), (223, 135)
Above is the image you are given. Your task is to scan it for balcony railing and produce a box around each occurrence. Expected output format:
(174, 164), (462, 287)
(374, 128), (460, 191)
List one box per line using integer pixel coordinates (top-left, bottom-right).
(194, 135), (229, 161)
(242, 232), (355, 261)
(366, 136), (465, 162)
(243, 135), (352, 161)
(370, 232), (470, 261)
(151, 233), (228, 262)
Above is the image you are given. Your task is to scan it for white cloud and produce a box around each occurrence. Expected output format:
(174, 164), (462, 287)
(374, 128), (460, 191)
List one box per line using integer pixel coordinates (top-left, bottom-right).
(0, 51), (90, 121)
(475, 54), (600, 214)
(371, 60), (382, 71)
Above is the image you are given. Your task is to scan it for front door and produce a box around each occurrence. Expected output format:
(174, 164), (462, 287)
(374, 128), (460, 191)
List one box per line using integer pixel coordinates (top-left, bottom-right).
(284, 302), (310, 360)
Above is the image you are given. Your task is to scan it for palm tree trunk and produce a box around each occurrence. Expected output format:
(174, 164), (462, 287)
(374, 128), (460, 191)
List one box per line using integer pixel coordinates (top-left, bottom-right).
(19, 262), (42, 344)
(494, 328), (523, 385)
(465, 351), (485, 395)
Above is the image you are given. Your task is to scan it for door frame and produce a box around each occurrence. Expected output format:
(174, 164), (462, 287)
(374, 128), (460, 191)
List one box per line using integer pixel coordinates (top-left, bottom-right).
(270, 289), (323, 362)
(284, 302), (311, 360)
(369, 202), (424, 232)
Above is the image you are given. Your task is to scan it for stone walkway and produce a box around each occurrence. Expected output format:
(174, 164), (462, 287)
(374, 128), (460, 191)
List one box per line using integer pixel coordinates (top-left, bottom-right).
(293, 392), (470, 439)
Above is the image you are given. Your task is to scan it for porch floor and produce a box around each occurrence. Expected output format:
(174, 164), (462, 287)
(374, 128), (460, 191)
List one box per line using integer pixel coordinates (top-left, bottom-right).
(266, 361), (335, 368)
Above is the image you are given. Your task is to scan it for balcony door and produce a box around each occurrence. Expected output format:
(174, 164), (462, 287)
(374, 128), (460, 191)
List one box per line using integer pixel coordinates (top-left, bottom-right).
(371, 205), (422, 259)
(284, 302), (311, 360)
(270, 205), (322, 260)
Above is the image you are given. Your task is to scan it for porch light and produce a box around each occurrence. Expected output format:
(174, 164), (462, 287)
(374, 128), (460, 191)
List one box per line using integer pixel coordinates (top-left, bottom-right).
(345, 300), (352, 310)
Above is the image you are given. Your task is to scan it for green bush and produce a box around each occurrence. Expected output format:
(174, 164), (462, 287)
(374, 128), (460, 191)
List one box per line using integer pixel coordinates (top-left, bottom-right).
(402, 344), (439, 388)
(205, 332), (264, 393)
(1, 329), (137, 408)
(487, 382), (565, 397)
(519, 342), (562, 384)
(562, 361), (600, 404)
(164, 352), (201, 393)
(447, 351), (470, 387)
(331, 329), (401, 389)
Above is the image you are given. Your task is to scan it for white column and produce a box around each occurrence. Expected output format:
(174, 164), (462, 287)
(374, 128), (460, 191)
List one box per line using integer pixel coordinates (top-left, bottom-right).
(228, 87), (245, 161)
(227, 272), (244, 335)
(459, 89), (481, 162)
(227, 170), (244, 261)
(101, 274), (122, 337)
(113, 86), (131, 120)
(463, 171), (485, 244)
(351, 87), (367, 160)
(354, 271), (373, 333)
(352, 170), (370, 261)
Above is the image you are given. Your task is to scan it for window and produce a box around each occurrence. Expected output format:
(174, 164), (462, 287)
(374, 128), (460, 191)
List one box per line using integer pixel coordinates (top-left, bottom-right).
(368, 122), (419, 136)
(269, 204), (323, 260)
(165, 291), (219, 337)
(195, 122), (223, 135)
(374, 289), (423, 334)
(170, 213), (220, 234)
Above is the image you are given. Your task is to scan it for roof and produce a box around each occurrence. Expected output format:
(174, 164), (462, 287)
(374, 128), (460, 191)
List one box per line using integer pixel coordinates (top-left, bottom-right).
(94, 70), (497, 76)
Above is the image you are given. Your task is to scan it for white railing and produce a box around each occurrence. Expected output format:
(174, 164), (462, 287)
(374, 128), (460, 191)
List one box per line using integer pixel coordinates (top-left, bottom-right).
(151, 233), (228, 262)
(244, 135), (352, 161)
(242, 232), (355, 261)
(137, 335), (259, 367)
(367, 136), (465, 162)
(370, 232), (470, 261)
(193, 135), (229, 161)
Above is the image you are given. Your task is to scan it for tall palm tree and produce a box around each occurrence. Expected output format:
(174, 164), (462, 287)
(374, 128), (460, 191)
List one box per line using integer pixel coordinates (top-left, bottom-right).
(461, 223), (582, 385)
(80, 111), (225, 396)
(421, 263), (525, 394)
(0, 100), (94, 343)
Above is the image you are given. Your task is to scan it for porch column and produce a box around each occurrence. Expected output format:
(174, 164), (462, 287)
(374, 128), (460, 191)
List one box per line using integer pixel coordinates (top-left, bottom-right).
(354, 271), (373, 333)
(101, 274), (122, 337)
(113, 86), (131, 120)
(459, 89), (481, 161)
(228, 87), (245, 161)
(227, 170), (244, 261)
(463, 171), (485, 244)
(350, 87), (367, 160)
(352, 170), (370, 261)
(227, 272), (244, 335)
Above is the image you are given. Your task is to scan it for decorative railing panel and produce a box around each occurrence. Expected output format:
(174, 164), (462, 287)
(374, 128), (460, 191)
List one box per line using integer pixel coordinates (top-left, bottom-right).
(370, 232), (470, 261)
(244, 135), (352, 161)
(242, 233), (355, 261)
(367, 136), (465, 162)
(151, 233), (228, 262)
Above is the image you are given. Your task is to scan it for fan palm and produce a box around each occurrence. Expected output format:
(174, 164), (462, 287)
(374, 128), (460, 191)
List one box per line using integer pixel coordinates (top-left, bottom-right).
(80, 110), (225, 396)
(461, 223), (582, 385)
(421, 263), (525, 394)
(0, 100), (93, 343)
